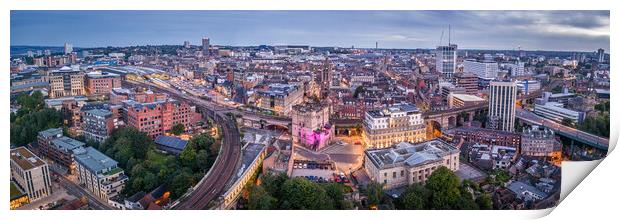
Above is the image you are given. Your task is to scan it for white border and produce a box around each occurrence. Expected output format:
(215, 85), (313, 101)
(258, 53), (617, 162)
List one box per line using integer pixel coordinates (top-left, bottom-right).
(2, 1), (617, 220)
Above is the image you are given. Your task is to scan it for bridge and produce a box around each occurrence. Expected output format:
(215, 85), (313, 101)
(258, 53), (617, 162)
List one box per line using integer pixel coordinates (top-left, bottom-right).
(516, 109), (609, 151)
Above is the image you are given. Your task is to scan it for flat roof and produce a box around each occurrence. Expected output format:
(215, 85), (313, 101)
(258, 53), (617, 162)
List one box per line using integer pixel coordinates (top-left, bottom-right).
(83, 108), (112, 117)
(451, 93), (485, 102)
(74, 147), (118, 174)
(38, 127), (63, 139)
(367, 103), (420, 118)
(10, 147), (47, 170)
(365, 139), (458, 169)
(154, 135), (188, 151)
(51, 136), (86, 152)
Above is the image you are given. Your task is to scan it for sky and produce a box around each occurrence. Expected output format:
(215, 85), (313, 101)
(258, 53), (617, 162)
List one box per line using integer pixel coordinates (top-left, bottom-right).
(10, 10), (610, 52)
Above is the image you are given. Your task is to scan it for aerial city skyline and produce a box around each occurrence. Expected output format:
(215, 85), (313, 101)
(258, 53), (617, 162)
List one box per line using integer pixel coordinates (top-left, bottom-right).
(10, 10), (610, 51)
(10, 10), (610, 211)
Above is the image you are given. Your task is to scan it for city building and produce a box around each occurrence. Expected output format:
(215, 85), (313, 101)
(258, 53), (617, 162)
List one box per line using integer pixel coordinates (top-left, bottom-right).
(362, 103), (426, 149)
(48, 66), (86, 98)
(521, 127), (560, 157)
(468, 144), (517, 170)
(10, 147), (54, 202)
(534, 102), (585, 124)
(74, 147), (128, 205)
(37, 128), (86, 174)
(447, 93), (486, 108)
(202, 37), (210, 56)
(64, 43), (73, 54)
(110, 88), (134, 105)
(124, 96), (194, 138)
(83, 109), (116, 144)
(597, 48), (605, 63)
(454, 72), (479, 94)
(291, 101), (333, 151)
(516, 80), (541, 95)
(154, 135), (188, 155)
(364, 139), (460, 189)
(86, 71), (122, 95)
(435, 44), (458, 80)
(488, 81), (517, 132)
(464, 59), (498, 79)
(451, 127), (521, 148)
(255, 83), (304, 116)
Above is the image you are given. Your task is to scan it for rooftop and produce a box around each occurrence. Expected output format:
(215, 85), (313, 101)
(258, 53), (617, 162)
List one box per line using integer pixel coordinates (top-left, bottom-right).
(450, 93), (485, 102)
(365, 139), (458, 169)
(38, 127), (63, 139)
(74, 147), (119, 174)
(83, 108), (113, 117)
(154, 135), (188, 152)
(367, 103), (420, 118)
(51, 136), (86, 152)
(10, 147), (47, 171)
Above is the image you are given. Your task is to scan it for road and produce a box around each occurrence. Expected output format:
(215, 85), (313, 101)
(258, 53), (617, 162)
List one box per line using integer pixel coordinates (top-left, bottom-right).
(53, 171), (114, 210)
(516, 108), (608, 150)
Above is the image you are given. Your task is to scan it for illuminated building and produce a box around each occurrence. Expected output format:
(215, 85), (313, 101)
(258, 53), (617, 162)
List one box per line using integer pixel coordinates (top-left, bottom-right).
(364, 139), (460, 189)
(124, 96), (194, 138)
(521, 126), (561, 157)
(37, 128), (85, 174)
(488, 80), (517, 132)
(291, 100), (333, 151)
(10, 147), (53, 202)
(255, 83), (304, 116)
(10, 181), (30, 210)
(450, 127), (521, 148)
(362, 103), (426, 149)
(74, 147), (128, 206)
(48, 66), (85, 98)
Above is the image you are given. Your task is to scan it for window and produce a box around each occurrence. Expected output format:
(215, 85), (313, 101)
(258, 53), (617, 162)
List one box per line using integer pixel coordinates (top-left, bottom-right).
(401, 170), (404, 177)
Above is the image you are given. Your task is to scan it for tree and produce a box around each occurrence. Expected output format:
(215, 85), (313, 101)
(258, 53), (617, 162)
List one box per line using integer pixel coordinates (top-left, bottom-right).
(397, 183), (429, 209)
(322, 183), (353, 210)
(476, 193), (493, 210)
(353, 86), (365, 98)
(363, 182), (387, 209)
(247, 185), (277, 209)
(425, 166), (461, 209)
(169, 169), (196, 198)
(10, 107), (62, 146)
(560, 118), (574, 127)
(179, 146), (197, 169)
(171, 123), (185, 135)
(280, 177), (333, 209)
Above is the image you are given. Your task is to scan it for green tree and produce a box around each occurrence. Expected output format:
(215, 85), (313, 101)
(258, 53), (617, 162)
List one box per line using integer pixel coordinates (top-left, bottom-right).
(322, 183), (353, 210)
(397, 183), (429, 209)
(169, 169), (196, 198)
(476, 193), (493, 210)
(425, 166), (461, 209)
(353, 86), (365, 98)
(247, 185), (277, 209)
(179, 146), (197, 169)
(280, 177), (333, 209)
(171, 123), (185, 135)
(363, 182), (387, 209)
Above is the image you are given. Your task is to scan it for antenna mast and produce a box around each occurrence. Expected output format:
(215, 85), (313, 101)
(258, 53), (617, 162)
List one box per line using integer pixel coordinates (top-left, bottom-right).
(448, 25), (451, 45)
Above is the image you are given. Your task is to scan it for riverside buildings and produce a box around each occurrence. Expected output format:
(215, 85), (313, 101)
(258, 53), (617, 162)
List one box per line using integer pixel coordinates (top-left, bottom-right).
(362, 103), (426, 149)
(364, 139), (460, 189)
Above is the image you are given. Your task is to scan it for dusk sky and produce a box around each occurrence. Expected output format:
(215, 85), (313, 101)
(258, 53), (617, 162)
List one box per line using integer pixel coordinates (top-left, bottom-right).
(10, 10), (610, 52)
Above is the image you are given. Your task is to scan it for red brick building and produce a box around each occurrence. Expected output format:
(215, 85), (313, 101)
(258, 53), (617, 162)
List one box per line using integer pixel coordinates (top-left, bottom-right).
(86, 71), (122, 95)
(124, 97), (194, 138)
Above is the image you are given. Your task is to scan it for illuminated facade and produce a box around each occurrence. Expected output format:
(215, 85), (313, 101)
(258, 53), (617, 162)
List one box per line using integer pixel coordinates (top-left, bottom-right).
(86, 71), (122, 95)
(291, 101), (333, 151)
(255, 83), (304, 116)
(362, 103), (426, 149)
(364, 139), (460, 189)
(48, 66), (85, 98)
(10, 147), (54, 202)
(123, 92), (194, 138)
